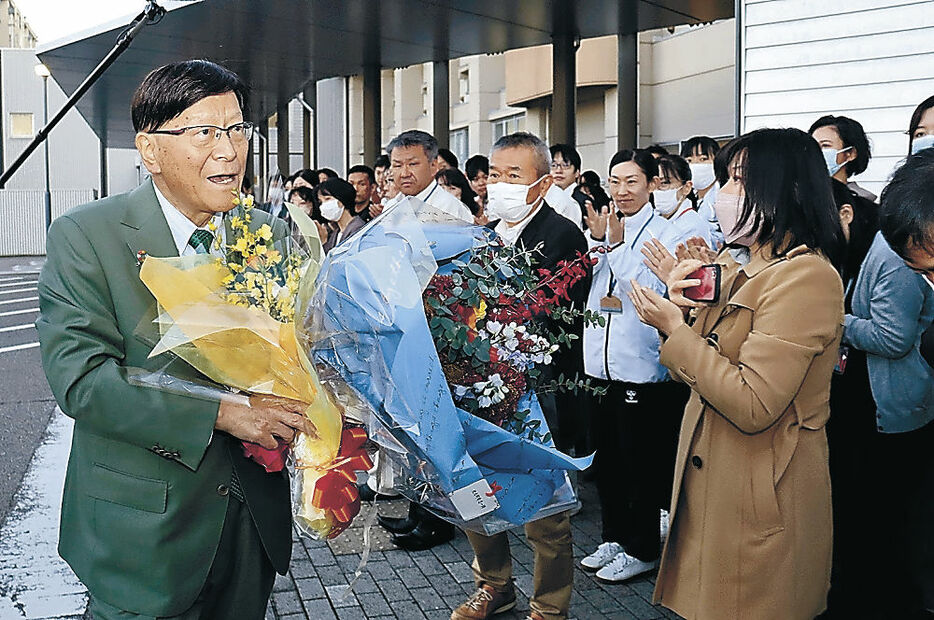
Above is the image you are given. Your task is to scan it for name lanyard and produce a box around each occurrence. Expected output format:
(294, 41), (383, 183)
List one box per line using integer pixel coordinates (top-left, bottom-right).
(608, 212), (655, 296)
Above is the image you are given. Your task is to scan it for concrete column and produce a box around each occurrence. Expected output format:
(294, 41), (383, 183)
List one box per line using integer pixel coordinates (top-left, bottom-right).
(316, 77), (347, 175)
(617, 3), (638, 150)
(550, 4), (577, 147)
(99, 138), (108, 198)
(302, 82), (316, 169)
(362, 63), (381, 165)
(432, 60), (449, 147)
(276, 102), (289, 175)
(257, 118), (269, 202)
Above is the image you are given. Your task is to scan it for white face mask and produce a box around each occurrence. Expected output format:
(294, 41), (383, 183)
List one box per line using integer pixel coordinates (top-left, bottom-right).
(911, 134), (934, 155)
(823, 147), (852, 177)
(653, 187), (684, 217)
(689, 163), (716, 190)
(319, 198), (344, 222)
(486, 176), (546, 223)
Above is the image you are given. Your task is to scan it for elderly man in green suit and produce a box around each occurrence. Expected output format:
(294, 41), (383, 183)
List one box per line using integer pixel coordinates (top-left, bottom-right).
(36, 60), (312, 619)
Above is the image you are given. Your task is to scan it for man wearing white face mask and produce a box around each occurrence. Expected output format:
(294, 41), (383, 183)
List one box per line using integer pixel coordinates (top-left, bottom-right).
(452, 132), (590, 620)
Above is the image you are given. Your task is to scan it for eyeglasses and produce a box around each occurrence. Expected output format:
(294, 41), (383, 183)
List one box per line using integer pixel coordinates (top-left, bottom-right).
(550, 162), (574, 171)
(148, 122), (254, 148)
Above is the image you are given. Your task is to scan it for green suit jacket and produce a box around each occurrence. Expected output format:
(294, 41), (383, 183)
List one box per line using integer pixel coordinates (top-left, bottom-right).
(37, 181), (292, 616)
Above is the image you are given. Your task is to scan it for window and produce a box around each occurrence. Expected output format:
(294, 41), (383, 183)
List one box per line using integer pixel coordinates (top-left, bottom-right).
(10, 113), (33, 138)
(450, 127), (469, 166)
(491, 113), (526, 143)
(458, 69), (469, 104)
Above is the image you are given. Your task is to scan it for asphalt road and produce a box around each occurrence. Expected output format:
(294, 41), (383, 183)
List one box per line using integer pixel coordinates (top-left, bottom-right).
(0, 256), (57, 528)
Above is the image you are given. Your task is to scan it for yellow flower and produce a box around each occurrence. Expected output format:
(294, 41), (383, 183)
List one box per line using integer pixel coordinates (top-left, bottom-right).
(476, 298), (487, 320)
(266, 250), (281, 264)
(257, 224), (273, 241)
(255, 244), (268, 256)
(244, 195), (255, 209)
(230, 216), (243, 228)
(233, 238), (249, 253)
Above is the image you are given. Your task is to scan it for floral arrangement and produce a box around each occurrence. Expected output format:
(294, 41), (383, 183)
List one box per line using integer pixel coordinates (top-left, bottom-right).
(137, 192), (371, 539)
(212, 194), (305, 322)
(424, 240), (605, 440)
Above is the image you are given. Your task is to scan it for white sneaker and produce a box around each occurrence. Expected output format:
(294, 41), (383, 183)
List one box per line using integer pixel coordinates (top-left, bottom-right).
(660, 510), (670, 543)
(580, 541), (622, 571)
(595, 551), (658, 583)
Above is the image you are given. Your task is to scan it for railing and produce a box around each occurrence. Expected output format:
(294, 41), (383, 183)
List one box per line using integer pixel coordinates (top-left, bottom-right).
(0, 189), (98, 255)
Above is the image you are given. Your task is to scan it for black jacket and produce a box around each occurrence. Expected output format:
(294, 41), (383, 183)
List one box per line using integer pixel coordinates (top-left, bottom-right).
(515, 203), (592, 375)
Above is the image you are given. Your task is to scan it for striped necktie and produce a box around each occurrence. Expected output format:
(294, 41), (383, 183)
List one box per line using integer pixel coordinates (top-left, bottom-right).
(187, 229), (214, 254)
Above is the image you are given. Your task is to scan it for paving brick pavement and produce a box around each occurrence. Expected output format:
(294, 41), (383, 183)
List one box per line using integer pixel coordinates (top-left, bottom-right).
(268, 480), (682, 620)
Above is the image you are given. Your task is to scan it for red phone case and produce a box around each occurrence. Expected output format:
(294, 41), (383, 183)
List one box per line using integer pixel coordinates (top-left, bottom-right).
(683, 264), (721, 303)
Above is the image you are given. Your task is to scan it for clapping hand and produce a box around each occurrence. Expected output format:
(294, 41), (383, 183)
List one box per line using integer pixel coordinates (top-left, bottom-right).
(642, 238), (677, 283)
(627, 280), (685, 337)
(584, 200), (607, 240)
(675, 236), (717, 264)
(665, 259), (707, 310)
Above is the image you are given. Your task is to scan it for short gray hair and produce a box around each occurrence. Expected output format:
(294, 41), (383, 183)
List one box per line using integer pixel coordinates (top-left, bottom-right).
(490, 132), (552, 178)
(387, 130), (439, 161)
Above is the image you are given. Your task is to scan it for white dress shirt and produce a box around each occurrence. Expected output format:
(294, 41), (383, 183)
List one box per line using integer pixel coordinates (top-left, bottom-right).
(415, 181), (474, 222)
(153, 183), (226, 257)
(493, 203), (540, 246)
(545, 183), (583, 229)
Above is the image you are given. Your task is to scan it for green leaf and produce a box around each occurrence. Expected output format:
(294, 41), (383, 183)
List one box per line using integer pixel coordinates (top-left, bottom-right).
(468, 263), (487, 277)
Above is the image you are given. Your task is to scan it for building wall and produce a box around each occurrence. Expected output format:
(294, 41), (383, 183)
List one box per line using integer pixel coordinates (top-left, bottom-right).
(1, 48), (100, 191)
(740, 0), (934, 197)
(645, 20), (736, 147)
(0, 0), (36, 49)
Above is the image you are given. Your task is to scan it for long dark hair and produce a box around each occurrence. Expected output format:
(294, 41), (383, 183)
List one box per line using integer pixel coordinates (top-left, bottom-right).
(435, 168), (479, 215)
(908, 95), (934, 155)
(830, 179), (878, 283)
(722, 128), (845, 268)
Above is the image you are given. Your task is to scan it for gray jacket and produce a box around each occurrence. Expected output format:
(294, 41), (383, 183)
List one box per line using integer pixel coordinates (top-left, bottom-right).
(844, 232), (934, 432)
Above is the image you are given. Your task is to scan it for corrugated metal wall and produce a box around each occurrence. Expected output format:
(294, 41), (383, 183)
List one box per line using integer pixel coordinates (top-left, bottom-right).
(0, 189), (96, 255)
(741, 0), (934, 196)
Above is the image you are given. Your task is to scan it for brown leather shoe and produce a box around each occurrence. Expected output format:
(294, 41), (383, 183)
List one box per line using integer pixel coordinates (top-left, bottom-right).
(450, 584), (517, 619)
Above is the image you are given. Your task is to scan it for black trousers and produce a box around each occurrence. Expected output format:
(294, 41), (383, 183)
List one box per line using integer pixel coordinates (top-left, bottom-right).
(591, 379), (688, 562)
(864, 420), (934, 618)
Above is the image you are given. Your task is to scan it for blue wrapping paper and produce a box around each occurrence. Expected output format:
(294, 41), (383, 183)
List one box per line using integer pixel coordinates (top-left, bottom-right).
(306, 200), (592, 530)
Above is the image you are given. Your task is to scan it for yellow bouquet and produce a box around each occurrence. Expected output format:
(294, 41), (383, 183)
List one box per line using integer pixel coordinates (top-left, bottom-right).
(138, 193), (370, 539)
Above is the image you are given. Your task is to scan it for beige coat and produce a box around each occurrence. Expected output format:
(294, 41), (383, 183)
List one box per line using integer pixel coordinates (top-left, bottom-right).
(653, 246), (844, 620)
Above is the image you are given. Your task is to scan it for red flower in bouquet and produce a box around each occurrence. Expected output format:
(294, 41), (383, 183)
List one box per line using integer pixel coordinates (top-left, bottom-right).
(423, 240), (605, 440)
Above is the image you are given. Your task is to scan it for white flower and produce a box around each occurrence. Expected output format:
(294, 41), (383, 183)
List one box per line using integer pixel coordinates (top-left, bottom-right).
(478, 395), (492, 408)
(485, 320), (502, 335)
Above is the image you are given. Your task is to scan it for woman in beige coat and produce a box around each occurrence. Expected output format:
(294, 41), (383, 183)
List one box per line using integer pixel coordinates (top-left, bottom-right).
(628, 128), (846, 620)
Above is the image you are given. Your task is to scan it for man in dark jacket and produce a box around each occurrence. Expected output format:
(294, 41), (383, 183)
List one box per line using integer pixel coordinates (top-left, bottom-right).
(450, 132), (590, 620)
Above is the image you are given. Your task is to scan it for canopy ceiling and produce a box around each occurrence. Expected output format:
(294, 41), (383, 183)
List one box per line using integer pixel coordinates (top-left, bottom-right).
(38, 0), (733, 148)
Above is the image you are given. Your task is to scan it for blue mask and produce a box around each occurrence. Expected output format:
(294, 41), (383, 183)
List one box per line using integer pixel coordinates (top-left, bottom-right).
(911, 134), (934, 155)
(822, 147), (851, 177)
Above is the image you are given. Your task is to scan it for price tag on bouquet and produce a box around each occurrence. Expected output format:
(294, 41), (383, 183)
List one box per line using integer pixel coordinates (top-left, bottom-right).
(449, 479), (501, 521)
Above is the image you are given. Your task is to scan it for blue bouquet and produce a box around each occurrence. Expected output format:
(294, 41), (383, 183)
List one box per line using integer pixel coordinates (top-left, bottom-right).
(304, 200), (592, 534)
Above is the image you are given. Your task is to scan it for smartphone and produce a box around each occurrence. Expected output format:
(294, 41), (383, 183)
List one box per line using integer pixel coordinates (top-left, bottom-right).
(683, 264), (721, 303)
